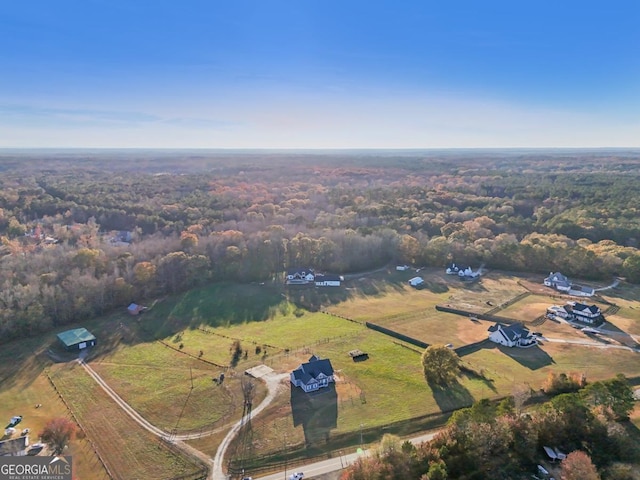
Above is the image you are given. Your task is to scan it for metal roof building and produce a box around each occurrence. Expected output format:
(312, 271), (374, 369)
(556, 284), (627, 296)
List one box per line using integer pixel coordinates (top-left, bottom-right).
(56, 328), (97, 351)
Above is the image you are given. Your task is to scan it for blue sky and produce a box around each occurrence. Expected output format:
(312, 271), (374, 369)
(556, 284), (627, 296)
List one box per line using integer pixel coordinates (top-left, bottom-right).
(1, 1), (639, 148)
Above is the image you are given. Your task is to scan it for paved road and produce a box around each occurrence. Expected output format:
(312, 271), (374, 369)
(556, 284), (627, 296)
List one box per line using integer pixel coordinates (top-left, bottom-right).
(543, 337), (639, 352)
(255, 430), (441, 480)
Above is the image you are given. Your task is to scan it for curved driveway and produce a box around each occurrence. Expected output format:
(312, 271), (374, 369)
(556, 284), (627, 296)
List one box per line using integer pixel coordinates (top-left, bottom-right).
(78, 358), (287, 479)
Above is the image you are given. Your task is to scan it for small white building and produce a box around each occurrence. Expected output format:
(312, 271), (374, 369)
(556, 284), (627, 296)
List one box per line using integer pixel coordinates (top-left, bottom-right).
(547, 305), (570, 318)
(396, 265), (410, 271)
(408, 276), (424, 288)
(569, 284), (595, 297)
(314, 274), (343, 287)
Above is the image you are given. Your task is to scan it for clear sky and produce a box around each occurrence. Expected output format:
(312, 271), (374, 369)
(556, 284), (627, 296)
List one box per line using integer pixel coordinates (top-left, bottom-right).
(1, 1), (639, 148)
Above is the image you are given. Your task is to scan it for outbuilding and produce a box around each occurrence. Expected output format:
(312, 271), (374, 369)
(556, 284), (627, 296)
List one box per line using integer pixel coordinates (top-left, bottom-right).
(56, 328), (97, 351)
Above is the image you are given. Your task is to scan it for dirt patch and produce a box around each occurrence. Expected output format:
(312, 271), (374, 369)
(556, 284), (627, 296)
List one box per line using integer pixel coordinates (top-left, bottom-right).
(456, 319), (492, 345)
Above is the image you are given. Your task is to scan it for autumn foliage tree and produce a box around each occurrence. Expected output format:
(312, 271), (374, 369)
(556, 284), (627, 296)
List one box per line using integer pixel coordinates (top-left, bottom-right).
(421, 345), (460, 385)
(561, 450), (600, 480)
(40, 417), (76, 455)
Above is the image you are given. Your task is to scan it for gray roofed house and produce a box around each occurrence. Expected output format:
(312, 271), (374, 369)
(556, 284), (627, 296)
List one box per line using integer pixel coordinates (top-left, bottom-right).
(488, 323), (537, 348)
(290, 355), (335, 393)
(0, 435), (29, 456)
(544, 272), (572, 292)
(56, 328), (96, 351)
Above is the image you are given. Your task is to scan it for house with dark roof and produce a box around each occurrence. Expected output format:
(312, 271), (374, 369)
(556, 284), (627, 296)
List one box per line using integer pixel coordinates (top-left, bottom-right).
(56, 328), (96, 351)
(286, 268), (315, 285)
(566, 302), (602, 324)
(314, 274), (343, 287)
(290, 355), (335, 393)
(488, 323), (537, 348)
(544, 272), (572, 292)
(0, 435), (29, 456)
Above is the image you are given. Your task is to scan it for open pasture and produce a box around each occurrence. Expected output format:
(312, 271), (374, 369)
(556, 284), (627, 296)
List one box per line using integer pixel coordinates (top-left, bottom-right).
(49, 362), (205, 480)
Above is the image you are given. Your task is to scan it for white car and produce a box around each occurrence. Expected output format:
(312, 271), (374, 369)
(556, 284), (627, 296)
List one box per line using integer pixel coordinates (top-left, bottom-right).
(289, 473), (304, 480)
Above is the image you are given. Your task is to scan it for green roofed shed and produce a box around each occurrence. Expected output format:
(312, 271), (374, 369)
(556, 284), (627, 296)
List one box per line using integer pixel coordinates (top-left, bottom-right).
(56, 328), (96, 351)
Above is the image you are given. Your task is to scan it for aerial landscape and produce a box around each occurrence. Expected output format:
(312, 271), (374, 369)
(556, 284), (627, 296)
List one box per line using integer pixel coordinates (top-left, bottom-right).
(1, 1), (639, 480)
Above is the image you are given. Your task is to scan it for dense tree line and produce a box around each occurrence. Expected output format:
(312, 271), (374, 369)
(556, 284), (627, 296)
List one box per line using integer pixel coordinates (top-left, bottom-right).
(341, 375), (638, 480)
(1, 151), (640, 342)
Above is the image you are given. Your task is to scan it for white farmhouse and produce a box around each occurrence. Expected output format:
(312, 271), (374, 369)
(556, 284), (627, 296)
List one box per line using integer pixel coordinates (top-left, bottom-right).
(488, 323), (537, 348)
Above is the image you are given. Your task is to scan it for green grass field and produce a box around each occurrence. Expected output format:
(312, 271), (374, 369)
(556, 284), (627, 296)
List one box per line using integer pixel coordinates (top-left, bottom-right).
(2, 272), (640, 470)
(49, 362), (205, 480)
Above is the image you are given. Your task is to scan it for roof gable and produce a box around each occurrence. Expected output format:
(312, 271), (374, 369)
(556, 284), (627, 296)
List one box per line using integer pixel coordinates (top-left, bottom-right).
(292, 355), (334, 384)
(56, 328), (96, 346)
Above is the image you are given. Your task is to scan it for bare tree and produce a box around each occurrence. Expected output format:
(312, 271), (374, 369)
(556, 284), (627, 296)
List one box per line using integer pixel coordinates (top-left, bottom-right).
(40, 418), (76, 455)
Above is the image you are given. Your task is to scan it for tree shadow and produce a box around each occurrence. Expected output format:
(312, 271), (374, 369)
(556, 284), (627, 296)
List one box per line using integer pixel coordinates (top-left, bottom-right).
(459, 364), (498, 393)
(428, 379), (475, 413)
(499, 344), (555, 370)
(290, 383), (338, 447)
(454, 338), (494, 357)
(0, 336), (59, 391)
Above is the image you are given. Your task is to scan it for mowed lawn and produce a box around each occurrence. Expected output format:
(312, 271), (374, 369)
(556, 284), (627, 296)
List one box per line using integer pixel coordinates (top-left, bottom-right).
(91, 341), (267, 432)
(0, 337), (110, 480)
(223, 329), (487, 458)
(49, 362), (204, 480)
(3, 275), (635, 467)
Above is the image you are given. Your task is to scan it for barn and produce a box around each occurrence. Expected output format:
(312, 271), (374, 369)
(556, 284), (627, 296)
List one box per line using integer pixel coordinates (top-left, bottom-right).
(56, 328), (97, 351)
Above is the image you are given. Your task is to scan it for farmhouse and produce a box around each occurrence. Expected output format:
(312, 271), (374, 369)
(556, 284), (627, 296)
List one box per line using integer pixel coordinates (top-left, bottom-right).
(488, 323), (537, 348)
(566, 302), (603, 324)
(408, 276), (424, 288)
(290, 355), (335, 393)
(286, 268), (315, 285)
(56, 328), (97, 351)
(446, 263), (480, 279)
(544, 272), (572, 292)
(446, 263), (466, 275)
(314, 274), (343, 287)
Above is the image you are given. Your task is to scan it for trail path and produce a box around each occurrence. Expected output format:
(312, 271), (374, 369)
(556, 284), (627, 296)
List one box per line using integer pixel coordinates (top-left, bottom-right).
(78, 358), (287, 479)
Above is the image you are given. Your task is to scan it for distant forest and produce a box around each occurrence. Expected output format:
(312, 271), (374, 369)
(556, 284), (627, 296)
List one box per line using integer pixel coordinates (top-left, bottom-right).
(1, 149), (640, 342)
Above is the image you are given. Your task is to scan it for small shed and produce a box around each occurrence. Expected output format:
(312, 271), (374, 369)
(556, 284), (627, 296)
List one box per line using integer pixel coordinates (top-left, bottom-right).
(127, 303), (145, 315)
(56, 328), (96, 351)
(408, 276), (424, 288)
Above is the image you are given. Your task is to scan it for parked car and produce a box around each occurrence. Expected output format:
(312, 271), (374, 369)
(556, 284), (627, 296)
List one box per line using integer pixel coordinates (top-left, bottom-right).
(6, 415), (22, 428)
(289, 473), (304, 480)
